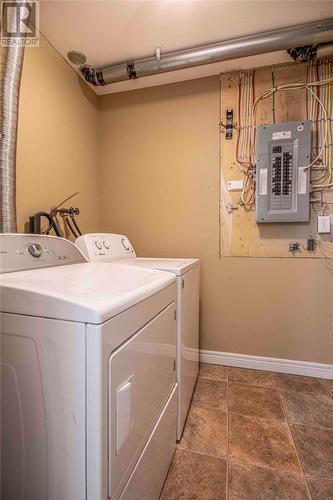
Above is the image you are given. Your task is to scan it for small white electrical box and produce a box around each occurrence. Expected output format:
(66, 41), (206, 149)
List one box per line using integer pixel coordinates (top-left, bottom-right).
(317, 215), (331, 234)
(227, 180), (244, 191)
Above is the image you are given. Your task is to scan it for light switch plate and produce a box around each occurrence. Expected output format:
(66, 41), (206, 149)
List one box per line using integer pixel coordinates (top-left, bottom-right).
(317, 215), (331, 234)
(227, 180), (244, 191)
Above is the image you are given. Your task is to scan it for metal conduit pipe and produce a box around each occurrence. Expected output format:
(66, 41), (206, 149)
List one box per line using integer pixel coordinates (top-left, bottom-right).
(0, 1), (31, 233)
(81, 18), (333, 86)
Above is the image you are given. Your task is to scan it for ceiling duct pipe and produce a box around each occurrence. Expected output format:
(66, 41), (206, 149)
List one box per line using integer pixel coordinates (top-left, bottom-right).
(81, 18), (333, 86)
(0, 0), (31, 232)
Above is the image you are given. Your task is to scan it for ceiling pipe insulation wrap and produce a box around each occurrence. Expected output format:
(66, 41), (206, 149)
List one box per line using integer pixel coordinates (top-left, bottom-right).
(81, 18), (333, 86)
(0, 1), (31, 233)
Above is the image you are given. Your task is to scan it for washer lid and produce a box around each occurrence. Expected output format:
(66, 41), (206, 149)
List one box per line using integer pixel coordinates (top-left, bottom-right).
(121, 258), (199, 276)
(0, 262), (175, 324)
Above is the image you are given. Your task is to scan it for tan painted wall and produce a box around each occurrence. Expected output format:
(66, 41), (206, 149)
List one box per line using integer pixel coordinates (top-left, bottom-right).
(98, 77), (333, 364)
(6, 40), (333, 364)
(15, 36), (101, 235)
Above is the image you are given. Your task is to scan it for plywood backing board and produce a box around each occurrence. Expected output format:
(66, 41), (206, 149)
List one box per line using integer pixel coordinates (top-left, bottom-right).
(219, 61), (333, 258)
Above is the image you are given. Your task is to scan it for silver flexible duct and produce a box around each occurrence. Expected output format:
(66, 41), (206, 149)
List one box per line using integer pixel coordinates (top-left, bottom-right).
(81, 18), (333, 86)
(0, 1), (30, 233)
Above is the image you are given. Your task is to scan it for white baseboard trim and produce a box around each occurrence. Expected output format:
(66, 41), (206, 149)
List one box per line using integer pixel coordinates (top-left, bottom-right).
(200, 350), (333, 380)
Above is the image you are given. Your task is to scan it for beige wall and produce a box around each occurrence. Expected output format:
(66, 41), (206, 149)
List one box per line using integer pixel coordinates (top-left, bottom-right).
(98, 77), (333, 364)
(16, 36), (101, 235)
(10, 42), (333, 364)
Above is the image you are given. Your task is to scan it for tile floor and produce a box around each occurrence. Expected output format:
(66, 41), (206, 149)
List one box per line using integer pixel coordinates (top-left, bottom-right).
(160, 364), (333, 500)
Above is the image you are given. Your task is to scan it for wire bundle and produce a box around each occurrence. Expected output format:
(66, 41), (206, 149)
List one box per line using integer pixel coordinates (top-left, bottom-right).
(251, 75), (333, 169)
(234, 64), (333, 205)
(235, 70), (256, 208)
(316, 239), (333, 271)
(234, 65), (333, 207)
(307, 59), (333, 212)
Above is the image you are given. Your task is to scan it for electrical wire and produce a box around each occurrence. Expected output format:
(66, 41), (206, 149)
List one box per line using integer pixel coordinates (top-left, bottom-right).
(306, 58), (333, 231)
(234, 70), (333, 207)
(233, 68), (333, 206)
(235, 70), (256, 207)
(251, 76), (333, 170)
(314, 239), (333, 271)
(307, 60), (332, 189)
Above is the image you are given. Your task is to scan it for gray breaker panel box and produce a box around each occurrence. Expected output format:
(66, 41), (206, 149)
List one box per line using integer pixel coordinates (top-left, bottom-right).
(256, 120), (311, 223)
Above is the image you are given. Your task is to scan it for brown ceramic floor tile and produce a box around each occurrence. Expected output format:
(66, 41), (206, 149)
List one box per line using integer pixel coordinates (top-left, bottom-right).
(228, 462), (310, 500)
(229, 413), (300, 473)
(229, 383), (284, 421)
(306, 477), (333, 500)
(191, 377), (227, 411)
(274, 373), (326, 395)
(228, 367), (275, 388)
(199, 363), (227, 381)
(160, 449), (226, 500)
(280, 390), (333, 429)
(178, 406), (227, 458)
(320, 379), (333, 399)
(291, 424), (333, 478)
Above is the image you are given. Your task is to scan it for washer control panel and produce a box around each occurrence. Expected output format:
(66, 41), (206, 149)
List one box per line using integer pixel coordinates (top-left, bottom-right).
(75, 233), (136, 262)
(0, 234), (86, 273)
(28, 243), (43, 258)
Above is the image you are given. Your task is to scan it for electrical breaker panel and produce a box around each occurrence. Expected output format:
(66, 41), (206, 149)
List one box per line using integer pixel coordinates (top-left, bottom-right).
(256, 120), (311, 223)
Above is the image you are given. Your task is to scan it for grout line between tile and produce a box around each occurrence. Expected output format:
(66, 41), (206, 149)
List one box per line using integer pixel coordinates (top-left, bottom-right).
(319, 379), (333, 399)
(273, 377), (313, 500)
(227, 459), (306, 476)
(305, 473), (333, 481)
(283, 420), (333, 431)
(228, 409), (287, 423)
(176, 445), (227, 461)
(228, 380), (275, 390)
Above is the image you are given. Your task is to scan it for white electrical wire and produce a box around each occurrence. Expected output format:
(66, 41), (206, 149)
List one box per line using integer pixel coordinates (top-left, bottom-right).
(235, 70), (255, 207)
(251, 77), (333, 171)
(315, 239), (333, 271)
(307, 60), (332, 189)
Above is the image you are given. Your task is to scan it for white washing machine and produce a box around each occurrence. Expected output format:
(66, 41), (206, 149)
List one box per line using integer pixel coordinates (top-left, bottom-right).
(0, 234), (178, 500)
(75, 233), (199, 441)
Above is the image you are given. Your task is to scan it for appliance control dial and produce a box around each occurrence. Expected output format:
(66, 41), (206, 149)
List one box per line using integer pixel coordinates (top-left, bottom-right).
(121, 238), (130, 251)
(103, 241), (109, 249)
(94, 241), (102, 250)
(28, 243), (43, 258)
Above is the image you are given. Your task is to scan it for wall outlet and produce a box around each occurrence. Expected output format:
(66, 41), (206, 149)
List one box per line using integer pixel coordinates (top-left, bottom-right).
(317, 215), (331, 234)
(227, 180), (244, 191)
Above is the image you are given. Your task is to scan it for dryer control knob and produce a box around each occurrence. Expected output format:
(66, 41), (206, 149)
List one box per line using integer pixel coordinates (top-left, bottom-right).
(28, 243), (43, 258)
(94, 241), (102, 250)
(103, 241), (110, 249)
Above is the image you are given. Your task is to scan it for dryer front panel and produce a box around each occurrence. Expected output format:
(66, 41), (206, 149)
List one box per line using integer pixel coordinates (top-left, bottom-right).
(0, 313), (86, 500)
(109, 302), (176, 499)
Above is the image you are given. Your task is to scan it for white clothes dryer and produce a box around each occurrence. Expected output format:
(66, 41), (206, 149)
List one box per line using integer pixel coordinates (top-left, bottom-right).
(0, 234), (177, 500)
(75, 233), (199, 440)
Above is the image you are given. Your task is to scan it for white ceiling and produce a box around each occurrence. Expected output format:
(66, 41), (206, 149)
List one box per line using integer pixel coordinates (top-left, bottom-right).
(39, 1), (333, 95)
